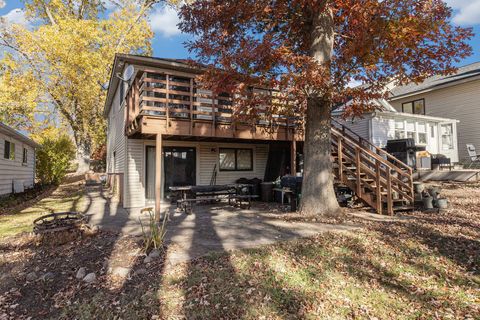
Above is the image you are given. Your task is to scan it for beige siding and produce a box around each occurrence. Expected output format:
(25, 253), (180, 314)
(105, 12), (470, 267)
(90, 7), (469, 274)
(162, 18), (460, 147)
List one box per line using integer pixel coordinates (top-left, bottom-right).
(123, 139), (269, 208)
(390, 79), (480, 160)
(197, 143), (269, 185)
(124, 139), (145, 208)
(0, 133), (35, 196)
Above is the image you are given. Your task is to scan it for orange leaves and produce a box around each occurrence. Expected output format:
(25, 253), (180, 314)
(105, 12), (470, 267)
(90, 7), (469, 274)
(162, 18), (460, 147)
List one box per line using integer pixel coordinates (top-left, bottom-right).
(179, 0), (473, 121)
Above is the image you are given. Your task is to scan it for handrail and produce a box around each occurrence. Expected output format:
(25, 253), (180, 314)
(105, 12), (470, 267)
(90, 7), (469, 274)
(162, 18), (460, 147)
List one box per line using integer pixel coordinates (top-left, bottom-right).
(331, 128), (411, 179)
(331, 127), (414, 214)
(331, 118), (413, 175)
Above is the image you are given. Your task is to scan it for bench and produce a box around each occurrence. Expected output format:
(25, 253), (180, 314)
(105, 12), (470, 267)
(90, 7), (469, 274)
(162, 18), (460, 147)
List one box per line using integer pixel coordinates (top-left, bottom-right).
(177, 197), (220, 214)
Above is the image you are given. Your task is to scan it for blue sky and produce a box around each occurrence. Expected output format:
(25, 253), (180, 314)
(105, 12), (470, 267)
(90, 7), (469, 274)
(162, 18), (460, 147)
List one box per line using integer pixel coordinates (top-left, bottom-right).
(1, 0), (479, 66)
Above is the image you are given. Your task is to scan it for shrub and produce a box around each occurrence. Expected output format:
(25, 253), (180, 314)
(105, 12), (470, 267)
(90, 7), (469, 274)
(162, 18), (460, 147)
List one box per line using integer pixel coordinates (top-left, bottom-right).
(139, 207), (168, 253)
(34, 130), (76, 185)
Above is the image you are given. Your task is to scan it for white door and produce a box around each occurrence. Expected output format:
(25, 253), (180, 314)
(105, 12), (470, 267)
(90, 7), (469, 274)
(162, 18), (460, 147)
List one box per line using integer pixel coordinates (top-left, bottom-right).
(427, 123), (438, 154)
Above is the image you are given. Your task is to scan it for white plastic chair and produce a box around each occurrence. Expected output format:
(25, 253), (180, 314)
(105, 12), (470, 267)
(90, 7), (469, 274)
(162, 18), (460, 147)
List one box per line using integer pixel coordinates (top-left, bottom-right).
(466, 144), (480, 168)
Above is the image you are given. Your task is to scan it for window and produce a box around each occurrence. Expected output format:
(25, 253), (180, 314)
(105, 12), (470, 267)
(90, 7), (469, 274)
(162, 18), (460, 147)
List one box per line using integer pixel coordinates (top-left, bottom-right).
(406, 121), (415, 140)
(394, 121), (405, 139)
(3, 141), (15, 160)
(219, 148), (253, 171)
(22, 148), (28, 164)
(402, 99), (425, 115)
(417, 122), (427, 145)
(441, 124), (454, 150)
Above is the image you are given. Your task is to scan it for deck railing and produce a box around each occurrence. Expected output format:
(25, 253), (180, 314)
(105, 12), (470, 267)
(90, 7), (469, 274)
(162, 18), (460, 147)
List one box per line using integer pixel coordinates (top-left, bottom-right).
(124, 70), (299, 134)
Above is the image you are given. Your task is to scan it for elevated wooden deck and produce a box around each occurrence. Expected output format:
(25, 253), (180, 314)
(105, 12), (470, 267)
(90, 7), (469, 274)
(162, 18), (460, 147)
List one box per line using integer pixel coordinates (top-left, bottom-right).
(124, 70), (301, 141)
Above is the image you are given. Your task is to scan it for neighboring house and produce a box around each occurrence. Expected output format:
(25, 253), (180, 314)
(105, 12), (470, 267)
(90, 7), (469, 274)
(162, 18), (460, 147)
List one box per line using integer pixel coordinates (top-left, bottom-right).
(104, 55), (300, 210)
(0, 122), (40, 196)
(388, 62), (480, 162)
(333, 98), (460, 163)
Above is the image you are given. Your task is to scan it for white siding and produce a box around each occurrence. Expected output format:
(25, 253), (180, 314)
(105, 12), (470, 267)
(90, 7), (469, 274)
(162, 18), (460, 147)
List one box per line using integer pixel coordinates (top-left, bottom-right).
(0, 134), (35, 196)
(390, 79), (480, 160)
(106, 82), (126, 175)
(371, 116), (395, 148)
(334, 116), (371, 141)
(123, 139), (269, 208)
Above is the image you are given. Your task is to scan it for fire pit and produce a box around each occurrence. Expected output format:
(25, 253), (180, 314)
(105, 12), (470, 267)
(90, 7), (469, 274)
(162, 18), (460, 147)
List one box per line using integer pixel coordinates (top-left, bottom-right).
(33, 212), (86, 234)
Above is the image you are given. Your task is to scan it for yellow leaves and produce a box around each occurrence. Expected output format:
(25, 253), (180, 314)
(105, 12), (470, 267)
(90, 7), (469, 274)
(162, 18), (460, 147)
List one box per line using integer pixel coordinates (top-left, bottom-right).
(0, 0), (155, 150)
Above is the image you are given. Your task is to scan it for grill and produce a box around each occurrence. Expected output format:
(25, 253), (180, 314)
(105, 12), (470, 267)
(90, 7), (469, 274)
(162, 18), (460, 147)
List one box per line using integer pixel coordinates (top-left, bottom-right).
(386, 138), (424, 168)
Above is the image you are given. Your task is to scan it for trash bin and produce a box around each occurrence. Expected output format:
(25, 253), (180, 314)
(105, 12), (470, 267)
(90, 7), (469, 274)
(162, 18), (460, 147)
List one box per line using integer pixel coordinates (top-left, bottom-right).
(260, 182), (274, 202)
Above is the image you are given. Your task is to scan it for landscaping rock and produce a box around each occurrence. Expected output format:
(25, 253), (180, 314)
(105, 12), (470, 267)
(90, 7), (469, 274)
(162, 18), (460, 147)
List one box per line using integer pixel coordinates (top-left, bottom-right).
(76, 267), (87, 280)
(111, 267), (130, 278)
(144, 256), (153, 264)
(134, 268), (147, 276)
(41, 272), (55, 281)
(25, 272), (37, 282)
(148, 249), (161, 259)
(83, 272), (96, 284)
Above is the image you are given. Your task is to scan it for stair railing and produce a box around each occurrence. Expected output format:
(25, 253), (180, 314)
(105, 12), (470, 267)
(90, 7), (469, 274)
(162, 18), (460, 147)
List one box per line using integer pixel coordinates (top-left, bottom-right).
(331, 127), (414, 215)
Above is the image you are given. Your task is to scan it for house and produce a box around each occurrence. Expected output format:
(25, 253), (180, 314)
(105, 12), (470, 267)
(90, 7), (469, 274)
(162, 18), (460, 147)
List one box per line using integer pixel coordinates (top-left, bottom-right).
(0, 122), (40, 196)
(104, 54), (415, 215)
(333, 98), (460, 164)
(388, 62), (480, 162)
(104, 55), (301, 210)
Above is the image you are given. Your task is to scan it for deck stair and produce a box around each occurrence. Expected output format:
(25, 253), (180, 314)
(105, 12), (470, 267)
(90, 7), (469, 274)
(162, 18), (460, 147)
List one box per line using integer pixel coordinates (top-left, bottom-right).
(331, 119), (414, 215)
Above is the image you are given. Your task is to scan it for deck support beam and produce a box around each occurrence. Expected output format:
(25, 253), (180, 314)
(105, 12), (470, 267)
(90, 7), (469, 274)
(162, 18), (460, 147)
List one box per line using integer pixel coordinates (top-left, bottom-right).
(291, 138), (297, 175)
(155, 133), (163, 221)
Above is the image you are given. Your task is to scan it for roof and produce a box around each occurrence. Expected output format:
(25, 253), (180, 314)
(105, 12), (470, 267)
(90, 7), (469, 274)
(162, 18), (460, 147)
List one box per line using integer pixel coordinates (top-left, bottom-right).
(103, 54), (205, 117)
(0, 122), (40, 148)
(390, 61), (480, 99)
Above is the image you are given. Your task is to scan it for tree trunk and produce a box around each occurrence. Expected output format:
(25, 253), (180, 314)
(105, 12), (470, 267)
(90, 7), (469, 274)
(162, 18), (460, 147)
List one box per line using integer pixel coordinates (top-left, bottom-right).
(299, 98), (340, 216)
(76, 140), (91, 174)
(298, 4), (340, 216)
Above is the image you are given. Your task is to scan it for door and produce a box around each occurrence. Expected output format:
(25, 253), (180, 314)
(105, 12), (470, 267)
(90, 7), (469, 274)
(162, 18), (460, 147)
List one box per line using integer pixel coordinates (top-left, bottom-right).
(146, 146), (196, 200)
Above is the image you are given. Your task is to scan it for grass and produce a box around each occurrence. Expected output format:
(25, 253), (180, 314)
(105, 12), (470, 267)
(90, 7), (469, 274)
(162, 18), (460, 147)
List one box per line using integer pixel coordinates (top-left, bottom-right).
(152, 231), (478, 319)
(0, 182), (85, 238)
(0, 182), (479, 319)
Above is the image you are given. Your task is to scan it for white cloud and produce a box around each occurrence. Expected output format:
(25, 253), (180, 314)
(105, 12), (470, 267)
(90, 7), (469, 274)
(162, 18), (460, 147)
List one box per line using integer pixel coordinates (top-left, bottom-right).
(1, 8), (29, 26)
(0, 0), (6, 9)
(347, 79), (362, 88)
(149, 5), (181, 37)
(445, 0), (480, 25)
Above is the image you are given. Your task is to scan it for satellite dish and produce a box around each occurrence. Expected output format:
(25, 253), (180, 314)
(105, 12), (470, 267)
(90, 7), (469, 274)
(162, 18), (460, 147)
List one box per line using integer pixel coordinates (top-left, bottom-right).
(122, 65), (135, 81)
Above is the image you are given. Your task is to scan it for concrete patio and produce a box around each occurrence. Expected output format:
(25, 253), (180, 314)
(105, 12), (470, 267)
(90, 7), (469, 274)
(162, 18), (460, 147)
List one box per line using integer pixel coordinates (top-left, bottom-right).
(83, 185), (359, 265)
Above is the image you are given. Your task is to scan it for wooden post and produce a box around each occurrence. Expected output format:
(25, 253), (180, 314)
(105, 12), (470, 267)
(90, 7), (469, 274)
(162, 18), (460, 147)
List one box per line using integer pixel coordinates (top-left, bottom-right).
(355, 146), (362, 198)
(190, 78), (194, 135)
(386, 168), (393, 215)
(375, 159), (382, 215)
(155, 134), (162, 221)
(291, 138), (297, 175)
(337, 137), (343, 182)
(166, 74), (170, 132)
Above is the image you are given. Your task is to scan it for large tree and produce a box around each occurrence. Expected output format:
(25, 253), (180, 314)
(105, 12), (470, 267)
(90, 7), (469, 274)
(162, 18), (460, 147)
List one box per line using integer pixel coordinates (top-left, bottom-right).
(0, 0), (177, 172)
(180, 0), (472, 215)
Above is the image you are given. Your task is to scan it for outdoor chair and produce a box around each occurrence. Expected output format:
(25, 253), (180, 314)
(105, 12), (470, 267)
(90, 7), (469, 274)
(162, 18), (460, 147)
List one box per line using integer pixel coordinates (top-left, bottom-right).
(465, 144), (480, 169)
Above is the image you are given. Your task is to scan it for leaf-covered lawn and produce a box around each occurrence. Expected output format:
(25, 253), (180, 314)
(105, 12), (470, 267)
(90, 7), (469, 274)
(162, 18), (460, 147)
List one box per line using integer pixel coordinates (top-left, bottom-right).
(0, 181), (85, 238)
(0, 182), (479, 319)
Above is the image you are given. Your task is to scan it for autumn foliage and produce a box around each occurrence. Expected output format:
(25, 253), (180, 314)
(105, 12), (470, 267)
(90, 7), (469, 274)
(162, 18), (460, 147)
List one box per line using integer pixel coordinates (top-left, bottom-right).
(180, 0), (472, 117)
(180, 0), (472, 215)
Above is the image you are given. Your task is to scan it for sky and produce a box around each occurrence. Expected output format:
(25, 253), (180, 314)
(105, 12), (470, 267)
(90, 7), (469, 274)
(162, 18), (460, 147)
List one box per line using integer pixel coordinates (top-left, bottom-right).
(0, 0), (479, 67)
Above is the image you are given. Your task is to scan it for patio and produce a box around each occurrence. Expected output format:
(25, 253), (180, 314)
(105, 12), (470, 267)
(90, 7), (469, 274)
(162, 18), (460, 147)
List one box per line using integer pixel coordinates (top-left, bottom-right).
(84, 185), (359, 266)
